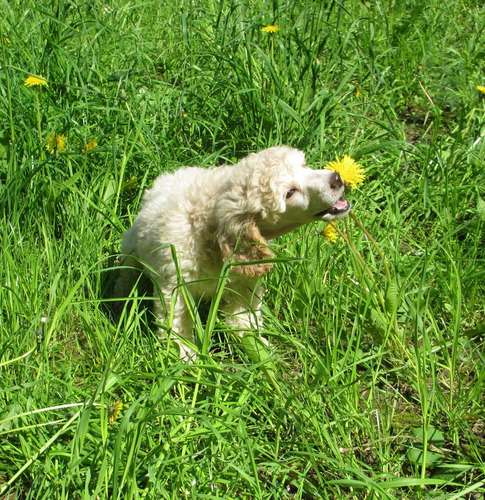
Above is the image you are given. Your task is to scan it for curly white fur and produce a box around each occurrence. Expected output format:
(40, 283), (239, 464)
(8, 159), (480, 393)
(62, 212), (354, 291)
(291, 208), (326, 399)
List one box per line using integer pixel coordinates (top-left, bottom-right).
(116, 146), (350, 361)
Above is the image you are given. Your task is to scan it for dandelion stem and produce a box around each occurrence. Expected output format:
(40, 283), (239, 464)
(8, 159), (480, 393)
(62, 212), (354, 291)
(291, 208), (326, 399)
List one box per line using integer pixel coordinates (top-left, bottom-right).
(0, 33), (14, 143)
(349, 212), (401, 336)
(340, 215), (403, 344)
(330, 219), (388, 324)
(350, 212), (392, 283)
(329, 220), (365, 283)
(35, 90), (44, 160)
(345, 218), (387, 314)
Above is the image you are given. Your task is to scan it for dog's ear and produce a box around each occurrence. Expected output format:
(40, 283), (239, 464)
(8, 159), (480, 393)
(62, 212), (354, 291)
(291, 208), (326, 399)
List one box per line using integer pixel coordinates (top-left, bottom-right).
(218, 218), (274, 277)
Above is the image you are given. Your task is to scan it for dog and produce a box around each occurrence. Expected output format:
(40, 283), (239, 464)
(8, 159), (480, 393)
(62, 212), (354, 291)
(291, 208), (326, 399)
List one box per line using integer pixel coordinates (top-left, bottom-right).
(116, 146), (350, 361)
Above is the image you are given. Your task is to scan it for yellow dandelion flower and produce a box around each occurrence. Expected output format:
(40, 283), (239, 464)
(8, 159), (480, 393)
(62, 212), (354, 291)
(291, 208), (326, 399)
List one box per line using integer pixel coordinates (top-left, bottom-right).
(323, 224), (339, 243)
(108, 400), (123, 424)
(45, 132), (56, 153)
(83, 139), (98, 153)
(56, 135), (67, 153)
(262, 25), (280, 33)
(122, 176), (137, 191)
(477, 85), (485, 95)
(24, 75), (47, 87)
(325, 154), (365, 189)
(86, 139), (97, 151)
(46, 131), (67, 154)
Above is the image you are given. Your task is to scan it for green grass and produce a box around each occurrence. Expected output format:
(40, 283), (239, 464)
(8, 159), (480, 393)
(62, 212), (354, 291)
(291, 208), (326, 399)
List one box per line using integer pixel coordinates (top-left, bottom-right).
(1, 0), (485, 498)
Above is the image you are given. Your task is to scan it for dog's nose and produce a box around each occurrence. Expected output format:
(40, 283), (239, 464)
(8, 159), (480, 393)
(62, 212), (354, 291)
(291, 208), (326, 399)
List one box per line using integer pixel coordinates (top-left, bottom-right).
(330, 172), (343, 189)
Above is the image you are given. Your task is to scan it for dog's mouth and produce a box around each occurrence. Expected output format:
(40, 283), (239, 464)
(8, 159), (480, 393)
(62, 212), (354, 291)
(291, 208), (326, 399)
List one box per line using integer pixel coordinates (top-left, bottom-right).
(315, 197), (351, 219)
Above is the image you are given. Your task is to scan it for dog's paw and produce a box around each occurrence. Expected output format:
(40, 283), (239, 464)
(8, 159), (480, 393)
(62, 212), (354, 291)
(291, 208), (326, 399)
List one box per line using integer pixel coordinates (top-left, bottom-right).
(178, 342), (197, 364)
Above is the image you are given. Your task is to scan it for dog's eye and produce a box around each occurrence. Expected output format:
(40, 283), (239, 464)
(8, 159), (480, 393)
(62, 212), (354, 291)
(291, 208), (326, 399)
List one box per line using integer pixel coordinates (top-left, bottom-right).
(286, 189), (297, 199)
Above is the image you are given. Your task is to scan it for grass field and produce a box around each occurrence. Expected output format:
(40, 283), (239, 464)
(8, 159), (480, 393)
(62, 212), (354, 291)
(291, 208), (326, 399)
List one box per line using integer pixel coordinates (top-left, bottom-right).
(1, 0), (485, 498)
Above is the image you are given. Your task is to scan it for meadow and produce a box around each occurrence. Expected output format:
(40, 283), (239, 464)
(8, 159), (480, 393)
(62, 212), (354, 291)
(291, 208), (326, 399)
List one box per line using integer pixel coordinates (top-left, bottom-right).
(1, 0), (484, 498)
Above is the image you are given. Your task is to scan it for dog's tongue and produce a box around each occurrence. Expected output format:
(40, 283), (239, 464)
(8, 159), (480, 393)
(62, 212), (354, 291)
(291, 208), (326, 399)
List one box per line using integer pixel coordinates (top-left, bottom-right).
(331, 197), (348, 211)
(316, 197), (350, 217)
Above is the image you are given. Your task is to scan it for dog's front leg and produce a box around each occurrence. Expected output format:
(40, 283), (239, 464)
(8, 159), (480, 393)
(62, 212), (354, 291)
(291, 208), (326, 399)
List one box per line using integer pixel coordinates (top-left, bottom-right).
(154, 289), (197, 362)
(222, 285), (270, 347)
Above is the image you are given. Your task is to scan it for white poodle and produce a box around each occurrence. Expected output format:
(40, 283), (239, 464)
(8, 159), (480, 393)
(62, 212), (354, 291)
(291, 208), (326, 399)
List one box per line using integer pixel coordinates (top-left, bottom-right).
(116, 146), (350, 361)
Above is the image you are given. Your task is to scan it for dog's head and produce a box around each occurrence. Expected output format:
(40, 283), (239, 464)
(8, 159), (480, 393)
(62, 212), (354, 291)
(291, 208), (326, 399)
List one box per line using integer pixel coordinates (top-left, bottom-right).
(215, 146), (350, 277)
